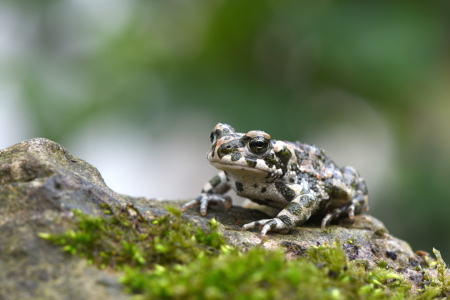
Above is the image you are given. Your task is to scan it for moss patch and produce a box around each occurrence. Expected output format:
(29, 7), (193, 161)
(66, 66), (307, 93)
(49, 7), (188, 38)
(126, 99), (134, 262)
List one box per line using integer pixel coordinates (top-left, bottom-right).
(433, 248), (450, 297)
(40, 206), (450, 299)
(39, 205), (227, 271)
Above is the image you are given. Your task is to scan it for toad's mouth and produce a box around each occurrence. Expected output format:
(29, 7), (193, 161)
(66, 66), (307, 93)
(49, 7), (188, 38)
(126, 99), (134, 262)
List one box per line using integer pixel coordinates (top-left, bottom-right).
(209, 160), (266, 174)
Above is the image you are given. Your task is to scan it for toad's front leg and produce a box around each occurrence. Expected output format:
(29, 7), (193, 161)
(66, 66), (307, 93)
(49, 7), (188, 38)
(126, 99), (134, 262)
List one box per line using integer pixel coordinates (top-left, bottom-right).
(242, 193), (320, 237)
(181, 171), (232, 215)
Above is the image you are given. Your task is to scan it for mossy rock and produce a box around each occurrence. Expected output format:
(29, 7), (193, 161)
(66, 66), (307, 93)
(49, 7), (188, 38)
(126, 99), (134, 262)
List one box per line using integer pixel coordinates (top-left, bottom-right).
(0, 138), (448, 299)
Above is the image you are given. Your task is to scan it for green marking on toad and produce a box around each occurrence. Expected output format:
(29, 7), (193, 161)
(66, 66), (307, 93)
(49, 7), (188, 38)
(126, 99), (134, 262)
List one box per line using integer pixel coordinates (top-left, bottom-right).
(182, 123), (369, 237)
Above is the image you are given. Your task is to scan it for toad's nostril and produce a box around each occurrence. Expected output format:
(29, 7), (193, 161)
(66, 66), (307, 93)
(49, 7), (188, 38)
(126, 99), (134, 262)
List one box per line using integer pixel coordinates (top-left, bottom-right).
(218, 143), (233, 158)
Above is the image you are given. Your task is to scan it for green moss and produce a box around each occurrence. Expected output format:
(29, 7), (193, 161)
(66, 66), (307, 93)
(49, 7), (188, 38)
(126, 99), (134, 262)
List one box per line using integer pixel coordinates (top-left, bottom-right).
(432, 248), (450, 297)
(120, 240), (434, 300)
(40, 206), (450, 299)
(39, 205), (227, 270)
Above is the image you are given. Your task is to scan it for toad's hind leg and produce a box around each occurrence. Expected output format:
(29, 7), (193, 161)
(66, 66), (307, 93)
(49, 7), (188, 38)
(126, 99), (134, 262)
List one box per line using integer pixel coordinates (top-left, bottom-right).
(321, 166), (369, 229)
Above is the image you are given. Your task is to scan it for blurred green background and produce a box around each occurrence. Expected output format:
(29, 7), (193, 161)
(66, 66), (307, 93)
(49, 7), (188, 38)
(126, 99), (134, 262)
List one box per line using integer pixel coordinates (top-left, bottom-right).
(1, 1), (450, 258)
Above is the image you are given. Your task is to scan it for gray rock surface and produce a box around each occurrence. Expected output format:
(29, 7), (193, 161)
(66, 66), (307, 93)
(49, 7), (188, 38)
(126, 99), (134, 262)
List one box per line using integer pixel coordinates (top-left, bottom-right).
(183, 203), (429, 293)
(0, 138), (130, 300)
(0, 138), (435, 299)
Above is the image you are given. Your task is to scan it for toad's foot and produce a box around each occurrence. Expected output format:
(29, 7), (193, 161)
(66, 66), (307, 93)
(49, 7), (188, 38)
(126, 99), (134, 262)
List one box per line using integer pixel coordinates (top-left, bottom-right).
(181, 193), (232, 215)
(241, 217), (291, 237)
(321, 201), (358, 229)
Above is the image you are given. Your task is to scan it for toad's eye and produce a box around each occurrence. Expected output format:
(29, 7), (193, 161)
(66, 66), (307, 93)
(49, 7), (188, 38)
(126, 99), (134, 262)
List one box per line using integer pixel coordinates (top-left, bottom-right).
(248, 137), (269, 154)
(210, 131), (215, 143)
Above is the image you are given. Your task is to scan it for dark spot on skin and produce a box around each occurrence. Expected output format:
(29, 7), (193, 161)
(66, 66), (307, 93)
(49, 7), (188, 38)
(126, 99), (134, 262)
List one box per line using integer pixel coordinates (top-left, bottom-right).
(210, 141), (217, 158)
(275, 182), (296, 202)
(386, 251), (397, 260)
(278, 215), (294, 228)
(300, 195), (315, 207)
(275, 146), (291, 175)
(289, 178), (295, 183)
(209, 175), (222, 188)
(263, 153), (278, 169)
(210, 129), (224, 157)
(327, 185), (349, 199)
(231, 152), (242, 161)
(235, 181), (244, 192)
(214, 129), (223, 139)
(261, 187), (267, 193)
(245, 157), (257, 168)
(217, 140), (244, 159)
(268, 220), (278, 229)
(286, 202), (302, 215)
(253, 183), (258, 188)
(239, 135), (252, 144)
(294, 148), (308, 163)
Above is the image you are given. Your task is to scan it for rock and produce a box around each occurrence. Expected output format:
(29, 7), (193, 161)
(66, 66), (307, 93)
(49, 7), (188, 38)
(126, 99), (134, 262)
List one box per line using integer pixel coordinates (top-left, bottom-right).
(0, 138), (441, 299)
(183, 203), (418, 270)
(0, 138), (131, 300)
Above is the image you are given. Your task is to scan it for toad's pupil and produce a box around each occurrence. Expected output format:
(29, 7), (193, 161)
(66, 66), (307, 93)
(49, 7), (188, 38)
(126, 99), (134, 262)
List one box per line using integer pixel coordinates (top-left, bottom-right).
(253, 141), (265, 148)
